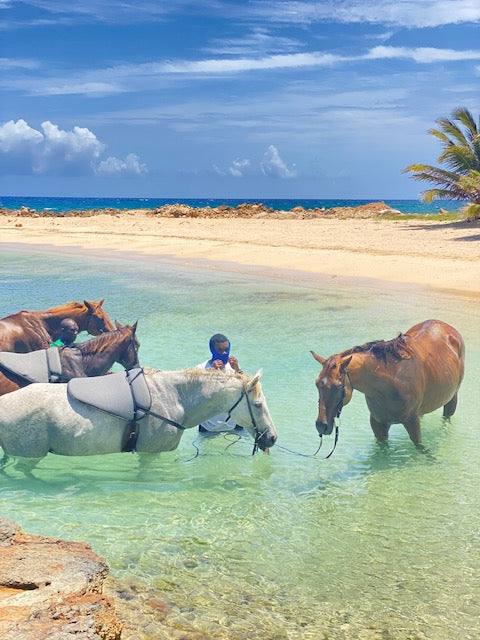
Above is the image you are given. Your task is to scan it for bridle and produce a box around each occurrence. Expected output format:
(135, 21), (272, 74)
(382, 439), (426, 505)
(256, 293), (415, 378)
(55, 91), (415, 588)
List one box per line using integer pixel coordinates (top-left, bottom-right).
(316, 367), (353, 459)
(84, 304), (108, 335)
(123, 374), (265, 455)
(119, 329), (140, 370)
(224, 386), (266, 455)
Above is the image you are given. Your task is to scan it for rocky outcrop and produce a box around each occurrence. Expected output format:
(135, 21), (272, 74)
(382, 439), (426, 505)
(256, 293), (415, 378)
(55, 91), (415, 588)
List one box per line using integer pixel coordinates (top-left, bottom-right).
(0, 201), (404, 220)
(0, 518), (122, 640)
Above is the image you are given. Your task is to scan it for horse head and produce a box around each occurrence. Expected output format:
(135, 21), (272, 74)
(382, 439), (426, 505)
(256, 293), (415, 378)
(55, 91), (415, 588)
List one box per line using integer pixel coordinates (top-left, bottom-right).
(83, 299), (115, 335)
(114, 321), (140, 370)
(236, 369), (277, 452)
(311, 351), (352, 436)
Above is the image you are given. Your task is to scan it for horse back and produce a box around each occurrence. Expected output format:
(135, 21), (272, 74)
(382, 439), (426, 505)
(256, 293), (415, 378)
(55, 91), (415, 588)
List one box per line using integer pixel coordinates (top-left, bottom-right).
(405, 319), (464, 412)
(0, 314), (51, 353)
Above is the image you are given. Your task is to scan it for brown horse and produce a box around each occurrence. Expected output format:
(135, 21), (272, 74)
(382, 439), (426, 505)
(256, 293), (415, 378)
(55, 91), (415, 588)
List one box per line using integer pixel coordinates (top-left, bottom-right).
(311, 319), (465, 447)
(0, 300), (115, 353)
(0, 322), (140, 396)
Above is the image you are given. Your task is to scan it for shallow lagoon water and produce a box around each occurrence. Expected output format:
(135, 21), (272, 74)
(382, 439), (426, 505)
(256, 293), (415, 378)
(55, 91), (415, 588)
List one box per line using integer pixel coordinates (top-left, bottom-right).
(1, 246), (479, 639)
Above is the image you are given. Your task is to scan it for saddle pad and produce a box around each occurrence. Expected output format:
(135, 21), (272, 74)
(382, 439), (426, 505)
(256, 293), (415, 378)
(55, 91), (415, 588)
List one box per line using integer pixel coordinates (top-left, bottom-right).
(0, 347), (61, 383)
(67, 367), (151, 421)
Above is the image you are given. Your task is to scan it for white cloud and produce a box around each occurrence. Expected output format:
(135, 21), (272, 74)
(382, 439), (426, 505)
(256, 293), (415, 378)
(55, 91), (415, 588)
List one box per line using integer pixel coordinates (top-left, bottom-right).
(0, 57), (39, 70)
(246, 1), (480, 29)
(229, 158), (250, 177)
(261, 145), (296, 178)
(97, 153), (148, 175)
(7, 42), (480, 99)
(4, 1), (479, 29)
(367, 45), (480, 63)
(0, 118), (148, 176)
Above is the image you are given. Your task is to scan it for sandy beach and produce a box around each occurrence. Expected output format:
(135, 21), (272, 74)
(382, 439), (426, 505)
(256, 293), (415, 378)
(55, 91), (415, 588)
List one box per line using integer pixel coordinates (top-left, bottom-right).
(1, 207), (479, 296)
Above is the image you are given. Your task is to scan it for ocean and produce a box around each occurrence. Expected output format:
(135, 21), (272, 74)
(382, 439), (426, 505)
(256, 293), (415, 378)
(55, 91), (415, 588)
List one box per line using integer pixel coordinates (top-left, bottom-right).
(0, 195), (466, 214)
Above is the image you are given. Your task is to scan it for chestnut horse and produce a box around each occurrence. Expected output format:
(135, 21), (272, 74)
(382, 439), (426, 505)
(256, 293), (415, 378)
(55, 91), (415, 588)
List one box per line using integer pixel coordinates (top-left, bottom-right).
(0, 322), (140, 396)
(311, 319), (465, 447)
(0, 300), (115, 353)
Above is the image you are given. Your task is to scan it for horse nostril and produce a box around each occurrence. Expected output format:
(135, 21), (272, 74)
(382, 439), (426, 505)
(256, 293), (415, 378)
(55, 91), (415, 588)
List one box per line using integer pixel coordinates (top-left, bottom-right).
(316, 421), (327, 434)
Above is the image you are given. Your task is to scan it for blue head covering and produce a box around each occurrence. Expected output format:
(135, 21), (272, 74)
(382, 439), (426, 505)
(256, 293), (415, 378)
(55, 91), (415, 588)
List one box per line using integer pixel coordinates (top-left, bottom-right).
(209, 334), (230, 365)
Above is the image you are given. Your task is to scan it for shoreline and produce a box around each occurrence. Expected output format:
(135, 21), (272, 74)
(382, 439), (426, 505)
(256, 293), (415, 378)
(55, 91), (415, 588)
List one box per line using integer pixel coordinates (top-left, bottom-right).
(1, 205), (478, 297)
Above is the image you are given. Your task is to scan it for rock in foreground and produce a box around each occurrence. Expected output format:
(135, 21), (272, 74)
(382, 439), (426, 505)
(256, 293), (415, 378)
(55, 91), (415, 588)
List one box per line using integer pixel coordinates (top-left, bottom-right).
(0, 518), (121, 640)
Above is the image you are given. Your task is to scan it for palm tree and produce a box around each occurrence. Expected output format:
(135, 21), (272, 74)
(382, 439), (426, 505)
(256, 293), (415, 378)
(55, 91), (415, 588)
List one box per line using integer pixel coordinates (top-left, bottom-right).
(403, 107), (480, 218)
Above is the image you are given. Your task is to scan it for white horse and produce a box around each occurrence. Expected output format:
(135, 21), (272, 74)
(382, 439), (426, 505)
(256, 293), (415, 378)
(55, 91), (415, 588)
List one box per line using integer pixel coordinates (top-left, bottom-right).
(0, 367), (277, 467)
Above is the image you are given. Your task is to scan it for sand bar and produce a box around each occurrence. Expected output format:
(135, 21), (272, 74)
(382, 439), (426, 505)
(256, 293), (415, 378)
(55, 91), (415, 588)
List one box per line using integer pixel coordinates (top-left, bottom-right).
(1, 207), (479, 296)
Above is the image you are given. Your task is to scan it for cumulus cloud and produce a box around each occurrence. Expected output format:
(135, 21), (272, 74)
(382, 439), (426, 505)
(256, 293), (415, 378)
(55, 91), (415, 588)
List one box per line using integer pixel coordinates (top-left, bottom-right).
(214, 148), (295, 179)
(97, 153), (148, 175)
(0, 118), (147, 176)
(260, 145), (296, 179)
(229, 158), (250, 177)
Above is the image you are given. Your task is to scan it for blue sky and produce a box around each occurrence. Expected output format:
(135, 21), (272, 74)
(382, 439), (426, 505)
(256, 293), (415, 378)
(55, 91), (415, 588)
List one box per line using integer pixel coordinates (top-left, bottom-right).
(1, 0), (479, 199)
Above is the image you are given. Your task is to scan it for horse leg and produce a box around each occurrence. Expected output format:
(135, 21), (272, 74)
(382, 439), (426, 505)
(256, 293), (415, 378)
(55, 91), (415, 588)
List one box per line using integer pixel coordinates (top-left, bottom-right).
(370, 416), (390, 442)
(443, 393), (458, 419)
(403, 415), (422, 447)
(14, 457), (43, 479)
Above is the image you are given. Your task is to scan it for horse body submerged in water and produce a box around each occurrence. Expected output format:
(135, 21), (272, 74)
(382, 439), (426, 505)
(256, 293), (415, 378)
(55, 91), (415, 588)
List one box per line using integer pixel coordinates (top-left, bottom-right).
(0, 300), (115, 353)
(0, 368), (277, 464)
(0, 322), (139, 396)
(311, 319), (465, 447)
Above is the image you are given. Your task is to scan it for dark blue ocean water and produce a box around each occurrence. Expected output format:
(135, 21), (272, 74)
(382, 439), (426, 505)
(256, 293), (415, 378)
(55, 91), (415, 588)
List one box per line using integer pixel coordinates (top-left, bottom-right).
(0, 195), (466, 214)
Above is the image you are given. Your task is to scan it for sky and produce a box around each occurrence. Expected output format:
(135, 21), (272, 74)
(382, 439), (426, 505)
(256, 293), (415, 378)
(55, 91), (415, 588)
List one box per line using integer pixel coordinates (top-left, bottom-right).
(0, 0), (479, 200)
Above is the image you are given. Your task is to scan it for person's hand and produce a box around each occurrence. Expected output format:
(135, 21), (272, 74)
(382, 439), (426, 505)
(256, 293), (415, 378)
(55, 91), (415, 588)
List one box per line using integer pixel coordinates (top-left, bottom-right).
(211, 359), (225, 370)
(228, 356), (241, 372)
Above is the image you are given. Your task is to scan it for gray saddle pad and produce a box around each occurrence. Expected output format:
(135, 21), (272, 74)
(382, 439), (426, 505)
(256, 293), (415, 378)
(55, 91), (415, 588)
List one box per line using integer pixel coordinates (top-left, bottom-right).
(0, 347), (62, 383)
(67, 367), (151, 421)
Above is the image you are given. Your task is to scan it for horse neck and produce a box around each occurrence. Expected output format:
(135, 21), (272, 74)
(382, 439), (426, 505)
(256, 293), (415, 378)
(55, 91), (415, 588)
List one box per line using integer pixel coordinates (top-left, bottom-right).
(150, 370), (243, 428)
(42, 303), (88, 332)
(347, 352), (393, 396)
(77, 330), (130, 376)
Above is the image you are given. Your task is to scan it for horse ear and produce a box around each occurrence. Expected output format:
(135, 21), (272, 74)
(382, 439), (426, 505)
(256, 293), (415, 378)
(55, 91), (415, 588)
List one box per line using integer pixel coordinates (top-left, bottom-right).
(98, 299), (105, 306)
(340, 355), (352, 371)
(131, 320), (138, 332)
(115, 320), (123, 329)
(310, 351), (325, 364)
(247, 368), (263, 390)
(84, 300), (92, 310)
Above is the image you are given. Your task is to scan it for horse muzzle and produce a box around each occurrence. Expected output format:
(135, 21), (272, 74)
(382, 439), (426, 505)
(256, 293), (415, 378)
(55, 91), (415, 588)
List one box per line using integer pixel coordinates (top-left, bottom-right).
(256, 433), (277, 452)
(316, 420), (334, 436)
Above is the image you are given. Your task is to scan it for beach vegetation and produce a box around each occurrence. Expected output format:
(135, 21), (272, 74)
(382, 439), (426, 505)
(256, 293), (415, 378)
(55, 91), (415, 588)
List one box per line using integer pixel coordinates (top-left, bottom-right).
(403, 107), (480, 220)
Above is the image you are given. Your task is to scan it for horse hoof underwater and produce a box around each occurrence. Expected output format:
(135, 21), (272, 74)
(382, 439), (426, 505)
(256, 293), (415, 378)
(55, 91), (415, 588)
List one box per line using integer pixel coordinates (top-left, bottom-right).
(311, 319), (465, 448)
(0, 367), (277, 469)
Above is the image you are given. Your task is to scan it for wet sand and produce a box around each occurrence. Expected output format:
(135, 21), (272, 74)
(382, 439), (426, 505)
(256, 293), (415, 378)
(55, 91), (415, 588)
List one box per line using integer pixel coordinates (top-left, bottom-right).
(1, 209), (478, 296)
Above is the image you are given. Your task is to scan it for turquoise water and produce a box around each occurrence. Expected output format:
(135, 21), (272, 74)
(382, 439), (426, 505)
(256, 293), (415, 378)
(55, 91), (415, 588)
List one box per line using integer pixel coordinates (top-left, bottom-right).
(0, 195), (467, 215)
(1, 246), (479, 639)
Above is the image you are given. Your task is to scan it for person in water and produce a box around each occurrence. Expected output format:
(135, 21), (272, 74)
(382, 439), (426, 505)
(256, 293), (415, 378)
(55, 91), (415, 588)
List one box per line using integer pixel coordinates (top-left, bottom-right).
(197, 333), (244, 433)
(50, 318), (79, 347)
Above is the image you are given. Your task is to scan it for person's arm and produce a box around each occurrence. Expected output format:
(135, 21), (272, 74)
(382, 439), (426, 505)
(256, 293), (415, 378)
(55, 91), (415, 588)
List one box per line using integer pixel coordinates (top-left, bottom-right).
(228, 355), (243, 373)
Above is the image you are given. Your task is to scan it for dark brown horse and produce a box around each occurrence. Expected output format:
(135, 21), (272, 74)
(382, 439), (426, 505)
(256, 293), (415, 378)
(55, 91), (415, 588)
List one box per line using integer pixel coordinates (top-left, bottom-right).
(311, 319), (465, 447)
(0, 300), (115, 353)
(0, 322), (140, 396)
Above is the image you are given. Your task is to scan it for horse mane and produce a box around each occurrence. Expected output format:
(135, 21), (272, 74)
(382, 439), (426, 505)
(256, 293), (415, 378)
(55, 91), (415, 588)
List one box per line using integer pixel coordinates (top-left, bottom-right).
(342, 333), (413, 362)
(145, 366), (257, 389)
(75, 328), (124, 356)
(45, 301), (85, 314)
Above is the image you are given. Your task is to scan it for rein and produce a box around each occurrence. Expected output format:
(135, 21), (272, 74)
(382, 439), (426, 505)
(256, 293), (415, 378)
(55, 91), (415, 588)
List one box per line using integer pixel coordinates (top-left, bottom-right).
(225, 387), (265, 455)
(124, 373), (263, 455)
(278, 368), (352, 460)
